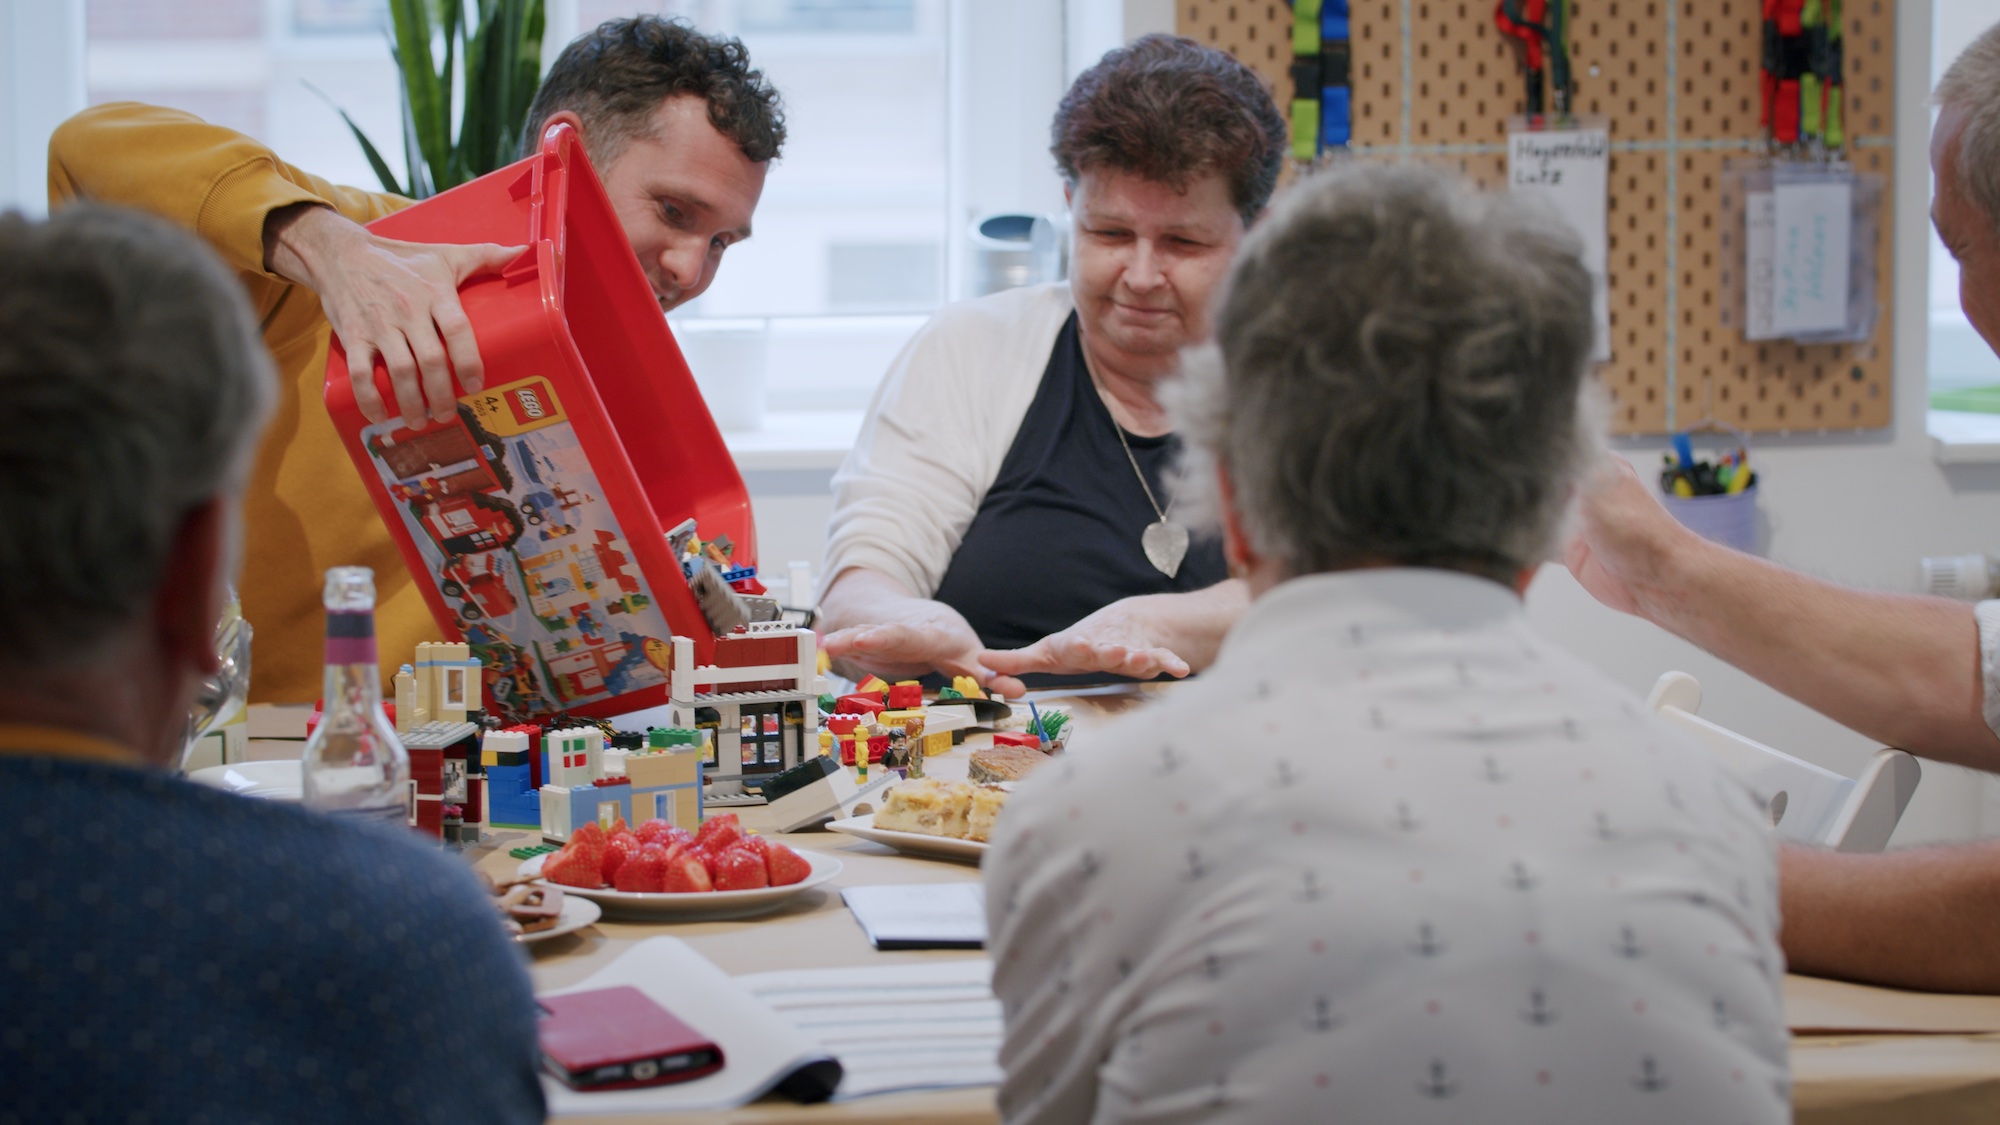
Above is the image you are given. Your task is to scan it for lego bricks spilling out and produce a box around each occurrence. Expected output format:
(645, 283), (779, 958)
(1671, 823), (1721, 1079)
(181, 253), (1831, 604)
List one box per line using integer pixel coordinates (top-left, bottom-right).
(325, 123), (764, 722)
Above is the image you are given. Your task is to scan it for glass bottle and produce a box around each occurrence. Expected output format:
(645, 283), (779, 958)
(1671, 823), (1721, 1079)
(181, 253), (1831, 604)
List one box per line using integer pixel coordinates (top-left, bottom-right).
(301, 567), (411, 827)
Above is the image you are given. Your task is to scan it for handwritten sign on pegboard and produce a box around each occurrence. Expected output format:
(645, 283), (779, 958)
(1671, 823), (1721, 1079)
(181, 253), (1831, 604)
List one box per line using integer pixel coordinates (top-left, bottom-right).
(1179, 1), (1896, 434)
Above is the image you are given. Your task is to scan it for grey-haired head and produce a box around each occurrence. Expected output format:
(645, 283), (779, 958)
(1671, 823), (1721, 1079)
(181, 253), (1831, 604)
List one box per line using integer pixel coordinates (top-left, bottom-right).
(1169, 162), (1602, 585)
(0, 204), (274, 669)
(1935, 20), (2000, 239)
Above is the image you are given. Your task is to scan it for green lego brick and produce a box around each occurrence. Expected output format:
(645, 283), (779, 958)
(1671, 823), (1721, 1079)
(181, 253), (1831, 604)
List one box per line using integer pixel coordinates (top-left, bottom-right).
(1294, 0), (1323, 55)
(1291, 99), (1321, 162)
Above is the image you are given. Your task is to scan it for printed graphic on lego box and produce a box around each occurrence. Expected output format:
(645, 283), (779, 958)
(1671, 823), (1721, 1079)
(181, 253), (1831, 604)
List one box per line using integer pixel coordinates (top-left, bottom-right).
(360, 375), (675, 717)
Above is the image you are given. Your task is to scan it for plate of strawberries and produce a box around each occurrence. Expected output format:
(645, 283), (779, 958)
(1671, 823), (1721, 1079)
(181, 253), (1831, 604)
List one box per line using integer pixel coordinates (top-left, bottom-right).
(519, 813), (841, 921)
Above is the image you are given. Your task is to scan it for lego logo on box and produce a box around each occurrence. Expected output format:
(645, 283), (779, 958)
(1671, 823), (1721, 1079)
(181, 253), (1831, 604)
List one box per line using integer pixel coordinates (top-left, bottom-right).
(465, 376), (567, 436)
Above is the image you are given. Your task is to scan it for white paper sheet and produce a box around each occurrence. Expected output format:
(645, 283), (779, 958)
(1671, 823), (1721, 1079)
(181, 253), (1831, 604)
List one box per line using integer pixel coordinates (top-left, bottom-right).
(1744, 188), (1778, 340)
(1771, 178), (1853, 335)
(739, 958), (1004, 1099)
(842, 883), (988, 948)
(1509, 126), (1612, 361)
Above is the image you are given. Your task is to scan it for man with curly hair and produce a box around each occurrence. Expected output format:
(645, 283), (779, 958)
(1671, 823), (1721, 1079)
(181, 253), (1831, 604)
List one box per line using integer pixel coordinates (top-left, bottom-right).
(47, 16), (786, 701)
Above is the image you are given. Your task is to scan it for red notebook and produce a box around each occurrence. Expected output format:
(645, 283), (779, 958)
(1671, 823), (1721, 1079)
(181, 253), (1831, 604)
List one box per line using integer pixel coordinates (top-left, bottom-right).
(538, 985), (725, 1090)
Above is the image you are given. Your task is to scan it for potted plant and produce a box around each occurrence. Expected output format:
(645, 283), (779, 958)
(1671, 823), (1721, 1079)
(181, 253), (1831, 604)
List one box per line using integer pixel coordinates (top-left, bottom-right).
(327, 0), (548, 199)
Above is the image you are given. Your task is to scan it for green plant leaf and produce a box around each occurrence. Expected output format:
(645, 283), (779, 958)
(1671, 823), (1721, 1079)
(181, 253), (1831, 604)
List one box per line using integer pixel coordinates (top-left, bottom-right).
(303, 80), (406, 196)
(388, 0), (448, 197)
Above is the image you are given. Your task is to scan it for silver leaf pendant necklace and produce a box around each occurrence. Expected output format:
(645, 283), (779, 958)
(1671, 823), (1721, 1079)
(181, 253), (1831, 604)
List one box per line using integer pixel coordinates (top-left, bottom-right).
(1111, 418), (1188, 579)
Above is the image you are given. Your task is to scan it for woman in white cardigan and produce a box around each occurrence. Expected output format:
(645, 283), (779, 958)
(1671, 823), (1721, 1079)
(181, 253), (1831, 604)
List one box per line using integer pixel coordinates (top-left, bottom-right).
(816, 35), (1283, 696)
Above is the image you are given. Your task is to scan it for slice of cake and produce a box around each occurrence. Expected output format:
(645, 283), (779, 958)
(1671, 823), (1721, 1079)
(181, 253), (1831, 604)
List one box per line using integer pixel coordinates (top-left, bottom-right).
(965, 785), (1008, 843)
(873, 778), (972, 838)
(969, 743), (1045, 784)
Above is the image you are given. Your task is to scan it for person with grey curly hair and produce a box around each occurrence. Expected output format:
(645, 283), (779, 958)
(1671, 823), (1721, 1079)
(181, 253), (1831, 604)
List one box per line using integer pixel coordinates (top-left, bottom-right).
(984, 164), (1789, 1123)
(0, 205), (546, 1121)
(1564, 18), (2000, 995)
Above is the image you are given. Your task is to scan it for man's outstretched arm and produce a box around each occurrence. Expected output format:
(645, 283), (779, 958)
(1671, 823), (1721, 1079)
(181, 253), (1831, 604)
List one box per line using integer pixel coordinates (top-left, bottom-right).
(50, 103), (518, 428)
(1566, 456), (2000, 771)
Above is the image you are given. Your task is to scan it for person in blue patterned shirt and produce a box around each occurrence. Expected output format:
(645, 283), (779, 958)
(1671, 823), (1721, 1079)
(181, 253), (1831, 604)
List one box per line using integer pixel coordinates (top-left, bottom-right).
(0, 205), (544, 1123)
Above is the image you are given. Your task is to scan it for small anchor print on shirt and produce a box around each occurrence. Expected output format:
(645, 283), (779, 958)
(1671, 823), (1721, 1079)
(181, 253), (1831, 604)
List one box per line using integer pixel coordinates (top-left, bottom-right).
(1409, 922), (1447, 957)
(1521, 989), (1560, 1026)
(1632, 1056), (1671, 1092)
(1306, 995), (1341, 1032)
(1416, 1060), (1459, 1099)
(1183, 848), (1209, 881)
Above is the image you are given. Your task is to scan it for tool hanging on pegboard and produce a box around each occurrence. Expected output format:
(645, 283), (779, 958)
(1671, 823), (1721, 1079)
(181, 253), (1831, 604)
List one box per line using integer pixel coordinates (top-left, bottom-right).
(1495, 0), (1574, 120)
(1761, 0), (1844, 151)
(1287, 0), (1350, 162)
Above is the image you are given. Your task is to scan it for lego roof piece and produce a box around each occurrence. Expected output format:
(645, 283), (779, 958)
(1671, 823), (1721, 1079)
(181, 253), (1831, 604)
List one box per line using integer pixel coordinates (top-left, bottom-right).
(483, 729), (531, 754)
(402, 720), (483, 750)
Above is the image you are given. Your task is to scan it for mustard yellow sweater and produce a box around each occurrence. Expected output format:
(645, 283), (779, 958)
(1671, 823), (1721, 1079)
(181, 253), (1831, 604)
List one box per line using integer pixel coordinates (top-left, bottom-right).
(49, 102), (429, 704)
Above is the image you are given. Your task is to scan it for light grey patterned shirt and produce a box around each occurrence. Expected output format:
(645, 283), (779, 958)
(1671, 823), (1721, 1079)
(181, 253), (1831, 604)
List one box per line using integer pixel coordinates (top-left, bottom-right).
(985, 569), (1788, 1125)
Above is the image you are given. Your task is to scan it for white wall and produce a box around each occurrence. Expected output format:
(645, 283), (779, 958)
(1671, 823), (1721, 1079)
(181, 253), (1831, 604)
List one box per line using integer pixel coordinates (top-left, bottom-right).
(0, 0), (84, 216)
(946, 0), (1068, 300)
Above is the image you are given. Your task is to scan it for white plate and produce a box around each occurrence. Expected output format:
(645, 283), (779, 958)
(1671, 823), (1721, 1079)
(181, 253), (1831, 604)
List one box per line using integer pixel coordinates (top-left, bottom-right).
(514, 893), (601, 945)
(186, 759), (302, 801)
(824, 815), (988, 863)
(519, 848), (842, 921)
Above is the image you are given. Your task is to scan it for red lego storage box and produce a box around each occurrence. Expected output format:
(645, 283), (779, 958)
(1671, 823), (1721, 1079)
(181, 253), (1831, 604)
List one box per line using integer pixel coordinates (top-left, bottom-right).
(325, 123), (750, 721)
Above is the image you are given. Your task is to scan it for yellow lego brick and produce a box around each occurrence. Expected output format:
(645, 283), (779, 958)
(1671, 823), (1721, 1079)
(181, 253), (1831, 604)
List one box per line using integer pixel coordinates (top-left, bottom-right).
(627, 752), (700, 789)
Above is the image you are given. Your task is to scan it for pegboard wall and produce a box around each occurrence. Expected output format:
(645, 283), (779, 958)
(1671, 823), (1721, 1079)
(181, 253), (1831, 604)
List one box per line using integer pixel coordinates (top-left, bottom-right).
(1180, 2), (1898, 434)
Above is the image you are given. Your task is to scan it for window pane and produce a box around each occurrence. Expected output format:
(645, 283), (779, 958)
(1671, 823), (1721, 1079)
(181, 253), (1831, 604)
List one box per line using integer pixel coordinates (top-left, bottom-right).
(86, 0), (408, 195)
(583, 1), (950, 320)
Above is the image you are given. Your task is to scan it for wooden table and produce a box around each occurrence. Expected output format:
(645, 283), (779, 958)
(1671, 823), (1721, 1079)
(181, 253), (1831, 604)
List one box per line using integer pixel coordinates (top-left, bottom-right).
(479, 689), (2000, 1123)
(481, 823), (2000, 1125)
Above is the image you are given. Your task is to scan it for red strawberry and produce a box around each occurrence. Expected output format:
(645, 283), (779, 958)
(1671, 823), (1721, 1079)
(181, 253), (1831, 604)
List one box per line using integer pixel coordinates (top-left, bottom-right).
(604, 815), (630, 838)
(695, 813), (743, 853)
(764, 842), (811, 887)
(614, 843), (669, 892)
(634, 819), (677, 846)
(568, 822), (609, 870)
(601, 833), (642, 884)
(660, 854), (714, 893)
(541, 843), (603, 889)
(712, 845), (770, 891)
(740, 835), (771, 861)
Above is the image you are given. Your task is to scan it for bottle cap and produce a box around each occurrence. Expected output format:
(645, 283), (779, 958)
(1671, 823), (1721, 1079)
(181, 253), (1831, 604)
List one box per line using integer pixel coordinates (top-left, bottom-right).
(322, 566), (377, 612)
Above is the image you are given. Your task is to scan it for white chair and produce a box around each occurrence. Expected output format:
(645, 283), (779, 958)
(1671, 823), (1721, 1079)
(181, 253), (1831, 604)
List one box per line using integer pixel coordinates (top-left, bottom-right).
(1646, 672), (1921, 853)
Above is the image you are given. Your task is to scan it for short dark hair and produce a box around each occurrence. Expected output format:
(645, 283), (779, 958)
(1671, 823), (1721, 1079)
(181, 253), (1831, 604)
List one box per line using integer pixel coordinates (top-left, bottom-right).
(1051, 35), (1287, 226)
(523, 16), (786, 167)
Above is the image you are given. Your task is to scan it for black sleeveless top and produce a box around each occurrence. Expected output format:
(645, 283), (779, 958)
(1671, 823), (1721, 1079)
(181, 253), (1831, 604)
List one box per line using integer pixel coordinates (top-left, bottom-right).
(931, 313), (1226, 684)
